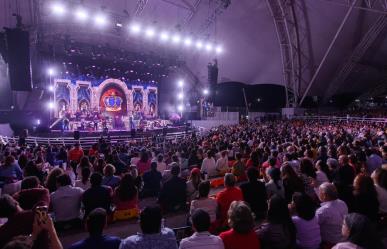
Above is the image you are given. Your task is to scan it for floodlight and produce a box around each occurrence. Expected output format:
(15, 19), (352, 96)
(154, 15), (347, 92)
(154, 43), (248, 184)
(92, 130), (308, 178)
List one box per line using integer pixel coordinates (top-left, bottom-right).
(145, 27), (155, 38)
(184, 37), (192, 46)
(178, 80), (184, 87)
(48, 85), (54, 92)
(215, 45), (223, 54)
(47, 102), (55, 109)
(205, 43), (213, 52)
(47, 68), (55, 76)
(177, 105), (184, 112)
(75, 8), (88, 21)
(160, 31), (169, 41)
(203, 89), (209, 95)
(196, 41), (203, 49)
(171, 34), (181, 44)
(51, 2), (66, 16)
(94, 14), (107, 27)
(178, 93), (184, 99)
(129, 23), (141, 34)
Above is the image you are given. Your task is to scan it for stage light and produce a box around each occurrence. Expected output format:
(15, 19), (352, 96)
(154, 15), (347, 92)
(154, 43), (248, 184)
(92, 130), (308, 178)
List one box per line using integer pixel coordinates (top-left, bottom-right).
(184, 37), (192, 46)
(75, 8), (88, 22)
(129, 23), (141, 34)
(177, 105), (184, 112)
(47, 102), (55, 109)
(178, 80), (184, 87)
(160, 31), (170, 42)
(36, 119), (41, 125)
(116, 23), (123, 27)
(171, 34), (181, 44)
(203, 89), (209, 95)
(145, 27), (155, 38)
(205, 43), (213, 52)
(196, 41), (203, 49)
(51, 2), (66, 16)
(48, 85), (54, 92)
(178, 93), (184, 99)
(47, 68), (55, 76)
(94, 14), (107, 27)
(215, 45), (223, 54)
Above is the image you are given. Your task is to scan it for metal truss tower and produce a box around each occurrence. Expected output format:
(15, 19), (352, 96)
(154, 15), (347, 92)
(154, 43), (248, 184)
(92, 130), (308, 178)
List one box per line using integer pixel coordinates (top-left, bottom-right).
(266, 0), (314, 107)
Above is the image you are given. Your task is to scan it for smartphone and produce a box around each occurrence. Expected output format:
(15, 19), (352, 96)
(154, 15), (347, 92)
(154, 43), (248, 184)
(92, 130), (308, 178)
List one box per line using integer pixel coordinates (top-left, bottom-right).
(35, 206), (48, 223)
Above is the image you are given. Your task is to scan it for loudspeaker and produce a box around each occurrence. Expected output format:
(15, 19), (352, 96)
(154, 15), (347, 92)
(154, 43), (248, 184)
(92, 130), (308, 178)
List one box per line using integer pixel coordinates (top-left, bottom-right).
(73, 130), (80, 140)
(5, 28), (32, 91)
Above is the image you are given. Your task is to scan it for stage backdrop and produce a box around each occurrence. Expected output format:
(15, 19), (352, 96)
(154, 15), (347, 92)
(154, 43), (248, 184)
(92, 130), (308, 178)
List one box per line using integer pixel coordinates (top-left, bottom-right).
(53, 78), (158, 118)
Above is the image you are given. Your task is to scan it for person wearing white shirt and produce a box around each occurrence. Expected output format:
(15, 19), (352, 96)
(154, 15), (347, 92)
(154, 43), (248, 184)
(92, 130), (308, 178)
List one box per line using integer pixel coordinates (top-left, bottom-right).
(156, 154), (167, 173)
(180, 209), (224, 249)
(50, 173), (84, 223)
(215, 151), (229, 176)
(371, 168), (387, 213)
(315, 160), (329, 186)
(201, 151), (217, 178)
(316, 183), (348, 245)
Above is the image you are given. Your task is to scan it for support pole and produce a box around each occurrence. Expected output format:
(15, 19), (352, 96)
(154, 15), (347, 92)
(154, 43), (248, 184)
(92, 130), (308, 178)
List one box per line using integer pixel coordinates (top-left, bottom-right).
(299, 0), (358, 106)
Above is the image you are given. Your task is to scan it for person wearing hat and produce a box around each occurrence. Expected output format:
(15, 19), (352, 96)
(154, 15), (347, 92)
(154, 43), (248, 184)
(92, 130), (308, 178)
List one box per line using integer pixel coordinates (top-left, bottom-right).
(186, 168), (202, 201)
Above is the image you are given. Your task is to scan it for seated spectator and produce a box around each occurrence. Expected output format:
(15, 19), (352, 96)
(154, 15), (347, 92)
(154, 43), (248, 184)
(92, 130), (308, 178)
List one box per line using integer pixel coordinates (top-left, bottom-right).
(266, 168), (285, 199)
(13, 176), (50, 210)
(45, 168), (64, 193)
(156, 154), (167, 172)
(216, 173), (244, 227)
(216, 150), (229, 175)
(112, 173), (139, 218)
(281, 165), (304, 203)
(75, 167), (91, 190)
(142, 161), (162, 198)
(201, 150), (217, 178)
(68, 208), (121, 249)
(371, 168), (387, 214)
(136, 150), (151, 176)
(231, 153), (246, 181)
(120, 206), (178, 249)
(0, 155), (23, 184)
(316, 183), (348, 246)
(83, 172), (112, 217)
(180, 209), (224, 249)
(256, 195), (296, 249)
(159, 164), (187, 212)
(290, 192), (321, 249)
(365, 148), (383, 174)
(220, 201), (261, 249)
(76, 156), (92, 179)
(50, 173), (83, 228)
(332, 213), (384, 249)
(352, 174), (379, 222)
(186, 168), (202, 201)
(190, 181), (218, 223)
(240, 167), (267, 220)
(101, 164), (121, 189)
(0, 195), (50, 249)
(299, 158), (317, 199)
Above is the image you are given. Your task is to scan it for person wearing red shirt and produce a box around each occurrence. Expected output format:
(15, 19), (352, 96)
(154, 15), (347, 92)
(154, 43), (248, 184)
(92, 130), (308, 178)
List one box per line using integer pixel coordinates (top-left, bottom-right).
(13, 176), (50, 210)
(216, 173), (244, 227)
(68, 143), (84, 163)
(220, 201), (261, 249)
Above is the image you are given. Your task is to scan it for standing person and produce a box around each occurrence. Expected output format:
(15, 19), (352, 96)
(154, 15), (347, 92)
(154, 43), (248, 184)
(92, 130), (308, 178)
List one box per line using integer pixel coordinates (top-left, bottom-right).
(136, 150), (151, 176)
(142, 161), (162, 198)
(219, 201), (261, 249)
(120, 206), (178, 249)
(371, 168), (387, 213)
(68, 143), (84, 165)
(281, 165), (304, 203)
(290, 192), (321, 249)
(266, 168), (285, 199)
(352, 174), (379, 222)
(180, 209), (224, 249)
(256, 195), (296, 249)
(316, 183), (348, 247)
(216, 173), (244, 227)
(156, 154), (167, 172)
(158, 165), (187, 212)
(201, 150), (217, 178)
(0, 155), (23, 183)
(68, 208), (121, 249)
(82, 173), (112, 217)
(240, 167), (267, 220)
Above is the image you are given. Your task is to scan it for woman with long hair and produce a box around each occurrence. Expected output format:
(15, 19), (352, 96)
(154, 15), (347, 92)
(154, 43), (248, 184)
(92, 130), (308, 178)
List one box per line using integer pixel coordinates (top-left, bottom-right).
(136, 150), (151, 175)
(332, 213), (384, 249)
(256, 195), (296, 249)
(220, 201), (261, 249)
(113, 173), (138, 211)
(266, 168), (285, 199)
(75, 167), (91, 190)
(45, 167), (64, 193)
(352, 174), (379, 222)
(281, 164), (305, 203)
(371, 168), (387, 214)
(299, 158), (317, 198)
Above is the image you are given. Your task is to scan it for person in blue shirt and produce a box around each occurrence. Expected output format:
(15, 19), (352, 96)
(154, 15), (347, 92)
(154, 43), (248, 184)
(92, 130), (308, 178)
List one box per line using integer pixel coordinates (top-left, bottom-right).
(0, 155), (23, 185)
(119, 206), (178, 249)
(68, 208), (121, 249)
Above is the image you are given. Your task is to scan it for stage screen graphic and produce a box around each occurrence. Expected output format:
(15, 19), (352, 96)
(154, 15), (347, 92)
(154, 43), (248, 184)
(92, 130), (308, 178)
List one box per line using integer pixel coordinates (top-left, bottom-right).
(100, 85), (127, 114)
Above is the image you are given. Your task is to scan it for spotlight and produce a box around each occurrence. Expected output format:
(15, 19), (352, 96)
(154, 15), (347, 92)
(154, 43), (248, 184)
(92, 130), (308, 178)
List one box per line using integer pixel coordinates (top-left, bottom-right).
(203, 89), (209, 95)
(36, 119), (41, 125)
(178, 93), (184, 99)
(177, 105), (184, 112)
(47, 102), (55, 109)
(75, 8), (88, 21)
(129, 23), (141, 34)
(116, 23), (123, 27)
(215, 45), (223, 54)
(196, 41), (203, 49)
(94, 14), (107, 27)
(145, 27), (155, 38)
(48, 85), (55, 92)
(171, 34), (181, 44)
(178, 80), (184, 87)
(47, 68), (55, 76)
(184, 37), (192, 46)
(51, 2), (66, 16)
(160, 31), (169, 41)
(205, 43), (213, 52)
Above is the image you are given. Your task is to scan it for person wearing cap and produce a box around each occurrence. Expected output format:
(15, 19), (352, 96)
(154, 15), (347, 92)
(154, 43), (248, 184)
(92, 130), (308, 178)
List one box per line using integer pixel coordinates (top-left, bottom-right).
(186, 168), (202, 201)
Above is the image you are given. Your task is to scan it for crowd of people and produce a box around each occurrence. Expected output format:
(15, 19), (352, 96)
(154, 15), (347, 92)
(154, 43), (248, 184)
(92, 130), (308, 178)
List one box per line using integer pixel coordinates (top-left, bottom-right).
(0, 118), (386, 249)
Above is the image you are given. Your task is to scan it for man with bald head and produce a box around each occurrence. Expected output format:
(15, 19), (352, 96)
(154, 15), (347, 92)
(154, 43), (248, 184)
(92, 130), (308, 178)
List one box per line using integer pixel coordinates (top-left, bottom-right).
(316, 183), (348, 246)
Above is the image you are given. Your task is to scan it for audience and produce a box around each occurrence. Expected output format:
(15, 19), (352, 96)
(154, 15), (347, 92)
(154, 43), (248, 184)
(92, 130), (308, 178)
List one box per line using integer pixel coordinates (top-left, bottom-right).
(75, 167), (91, 190)
(68, 208), (121, 249)
(101, 164), (121, 189)
(120, 206), (178, 249)
(266, 167), (285, 199)
(186, 168), (202, 201)
(352, 174), (379, 222)
(371, 168), (387, 213)
(190, 181), (218, 224)
(201, 150), (217, 178)
(112, 173), (139, 215)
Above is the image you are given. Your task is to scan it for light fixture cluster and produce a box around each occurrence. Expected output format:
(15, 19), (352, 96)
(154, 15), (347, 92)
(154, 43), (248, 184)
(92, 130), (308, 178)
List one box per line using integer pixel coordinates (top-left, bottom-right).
(49, 2), (224, 55)
(177, 80), (185, 113)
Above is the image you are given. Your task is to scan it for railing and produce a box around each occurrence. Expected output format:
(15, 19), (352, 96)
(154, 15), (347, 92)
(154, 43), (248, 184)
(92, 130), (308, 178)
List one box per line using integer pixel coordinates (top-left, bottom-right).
(293, 115), (387, 123)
